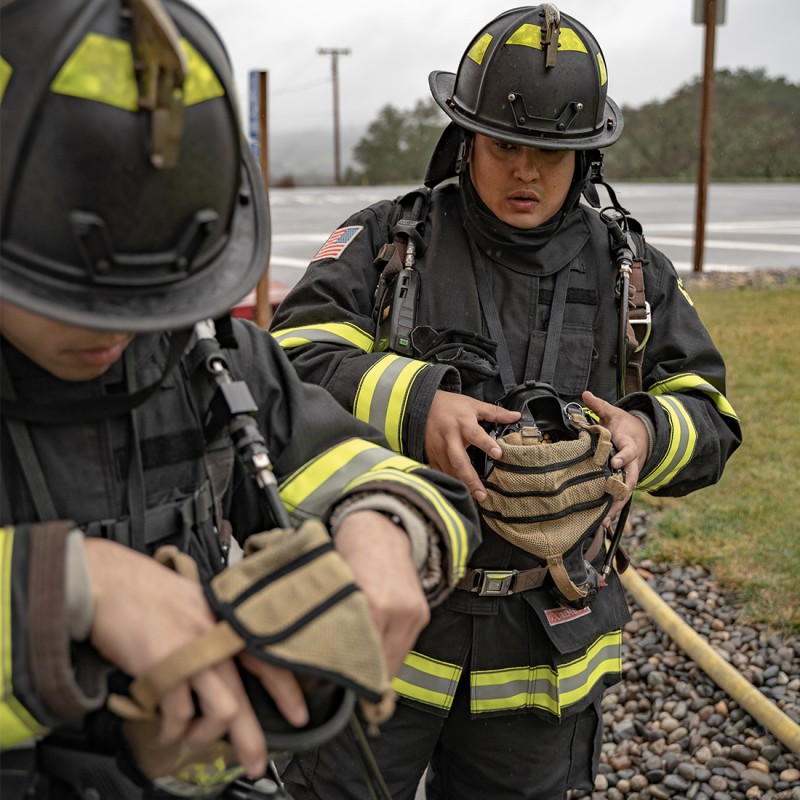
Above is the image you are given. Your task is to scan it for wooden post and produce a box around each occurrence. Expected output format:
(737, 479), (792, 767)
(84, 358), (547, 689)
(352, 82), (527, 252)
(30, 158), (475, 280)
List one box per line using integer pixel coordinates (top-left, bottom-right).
(252, 70), (272, 327)
(693, 0), (721, 273)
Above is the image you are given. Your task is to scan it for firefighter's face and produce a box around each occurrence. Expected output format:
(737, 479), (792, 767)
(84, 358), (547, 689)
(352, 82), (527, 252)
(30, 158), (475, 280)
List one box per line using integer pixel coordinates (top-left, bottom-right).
(469, 134), (575, 229)
(0, 300), (134, 381)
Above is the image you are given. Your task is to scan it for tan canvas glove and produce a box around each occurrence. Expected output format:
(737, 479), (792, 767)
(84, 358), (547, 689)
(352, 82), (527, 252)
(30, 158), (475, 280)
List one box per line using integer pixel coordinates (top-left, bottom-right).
(109, 520), (393, 763)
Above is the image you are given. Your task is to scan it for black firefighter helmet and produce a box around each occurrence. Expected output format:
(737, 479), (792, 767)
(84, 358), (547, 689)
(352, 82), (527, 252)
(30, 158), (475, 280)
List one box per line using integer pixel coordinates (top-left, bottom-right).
(0, 0), (269, 332)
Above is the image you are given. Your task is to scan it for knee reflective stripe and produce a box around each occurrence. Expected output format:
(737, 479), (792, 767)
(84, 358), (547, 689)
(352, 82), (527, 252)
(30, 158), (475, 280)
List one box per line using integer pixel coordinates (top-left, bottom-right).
(271, 322), (374, 353)
(354, 355), (429, 453)
(470, 630), (623, 718)
(50, 34), (223, 111)
(637, 395), (697, 493)
(0, 528), (47, 748)
(649, 372), (739, 423)
(392, 651), (462, 711)
(344, 468), (469, 583)
(278, 439), (419, 521)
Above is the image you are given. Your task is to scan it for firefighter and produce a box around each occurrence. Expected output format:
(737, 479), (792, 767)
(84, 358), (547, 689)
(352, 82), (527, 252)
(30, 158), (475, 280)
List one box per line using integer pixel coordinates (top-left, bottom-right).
(271, 5), (742, 798)
(0, 1), (480, 798)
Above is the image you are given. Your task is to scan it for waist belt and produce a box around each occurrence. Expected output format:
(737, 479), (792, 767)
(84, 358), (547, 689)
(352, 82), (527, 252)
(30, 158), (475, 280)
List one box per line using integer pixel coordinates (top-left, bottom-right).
(456, 528), (605, 597)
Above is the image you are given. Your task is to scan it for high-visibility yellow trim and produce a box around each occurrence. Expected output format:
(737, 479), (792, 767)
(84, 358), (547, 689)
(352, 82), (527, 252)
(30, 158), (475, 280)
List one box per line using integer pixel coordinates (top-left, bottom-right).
(596, 52), (607, 86)
(181, 40), (224, 105)
(676, 276), (695, 306)
(1, 527), (47, 748)
(649, 372), (738, 421)
(0, 56), (12, 105)
(50, 34), (222, 111)
(272, 322), (374, 353)
(467, 33), (493, 65)
(278, 439), (419, 519)
(470, 631), (622, 717)
(354, 355), (427, 452)
(51, 33), (139, 111)
(637, 395), (697, 492)
(393, 651), (462, 710)
(505, 25), (588, 54)
(343, 468), (469, 582)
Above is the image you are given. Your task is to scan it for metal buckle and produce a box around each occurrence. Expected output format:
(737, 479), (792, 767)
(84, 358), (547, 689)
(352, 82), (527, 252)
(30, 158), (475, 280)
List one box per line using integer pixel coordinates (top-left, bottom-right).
(472, 569), (518, 596)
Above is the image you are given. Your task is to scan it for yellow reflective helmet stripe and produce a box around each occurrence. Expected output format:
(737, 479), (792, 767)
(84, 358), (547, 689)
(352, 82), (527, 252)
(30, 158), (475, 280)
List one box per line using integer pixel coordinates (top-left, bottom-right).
(354, 355), (428, 453)
(343, 468), (469, 582)
(50, 33), (223, 111)
(1, 527), (48, 748)
(51, 33), (139, 111)
(596, 52), (608, 86)
(393, 650), (462, 710)
(470, 630), (622, 716)
(649, 372), (738, 422)
(278, 439), (418, 521)
(505, 25), (588, 54)
(0, 56), (12, 105)
(467, 33), (493, 65)
(637, 395), (697, 492)
(271, 321), (374, 353)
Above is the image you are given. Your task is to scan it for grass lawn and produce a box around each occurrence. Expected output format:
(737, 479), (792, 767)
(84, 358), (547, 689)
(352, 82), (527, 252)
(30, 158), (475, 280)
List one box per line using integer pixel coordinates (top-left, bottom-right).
(638, 279), (800, 634)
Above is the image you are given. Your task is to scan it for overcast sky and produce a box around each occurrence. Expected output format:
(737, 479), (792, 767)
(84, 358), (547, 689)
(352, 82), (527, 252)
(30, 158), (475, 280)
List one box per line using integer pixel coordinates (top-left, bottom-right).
(189, 0), (800, 136)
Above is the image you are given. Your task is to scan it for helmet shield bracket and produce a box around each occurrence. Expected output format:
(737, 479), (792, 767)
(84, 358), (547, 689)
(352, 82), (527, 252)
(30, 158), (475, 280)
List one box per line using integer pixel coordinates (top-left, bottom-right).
(125, 0), (188, 168)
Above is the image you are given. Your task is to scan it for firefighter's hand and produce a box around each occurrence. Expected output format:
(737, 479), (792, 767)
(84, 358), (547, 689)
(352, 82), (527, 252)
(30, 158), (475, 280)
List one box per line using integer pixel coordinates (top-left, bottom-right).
(334, 510), (429, 678)
(424, 390), (521, 502)
(83, 538), (308, 779)
(582, 391), (650, 527)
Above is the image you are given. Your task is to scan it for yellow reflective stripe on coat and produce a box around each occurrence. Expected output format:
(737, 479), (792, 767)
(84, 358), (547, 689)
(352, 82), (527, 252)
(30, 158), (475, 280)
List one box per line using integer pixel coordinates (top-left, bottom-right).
(637, 395), (697, 492)
(271, 322), (374, 353)
(354, 355), (428, 452)
(649, 372), (739, 422)
(0, 56), (12, 104)
(278, 439), (418, 521)
(50, 33), (223, 110)
(505, 25), (588, 54)
(393, 651), (462, 711)
(470, 631), (622, 717)
(1, 527), (48, 747)
(343, 468), (469, 582)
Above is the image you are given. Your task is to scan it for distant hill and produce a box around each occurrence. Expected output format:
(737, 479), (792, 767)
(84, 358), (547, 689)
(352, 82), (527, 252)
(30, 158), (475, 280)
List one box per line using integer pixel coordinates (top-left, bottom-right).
(268, 126), (362, 186)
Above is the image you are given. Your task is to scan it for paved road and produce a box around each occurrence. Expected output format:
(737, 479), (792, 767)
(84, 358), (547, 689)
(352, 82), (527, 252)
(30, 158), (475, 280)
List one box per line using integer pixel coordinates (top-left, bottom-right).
(264, 182), (800, 294)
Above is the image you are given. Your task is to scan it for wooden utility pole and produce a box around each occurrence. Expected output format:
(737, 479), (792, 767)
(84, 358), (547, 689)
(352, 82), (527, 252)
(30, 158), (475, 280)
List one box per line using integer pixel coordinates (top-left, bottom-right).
(692, 0), (725, 273)
(249, 70), (272, 327)
(318, 47), (350, 185)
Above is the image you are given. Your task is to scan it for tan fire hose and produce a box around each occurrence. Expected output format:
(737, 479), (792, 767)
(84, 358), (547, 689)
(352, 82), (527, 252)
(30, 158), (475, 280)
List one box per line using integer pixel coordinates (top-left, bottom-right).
(620, 566), (800, 755)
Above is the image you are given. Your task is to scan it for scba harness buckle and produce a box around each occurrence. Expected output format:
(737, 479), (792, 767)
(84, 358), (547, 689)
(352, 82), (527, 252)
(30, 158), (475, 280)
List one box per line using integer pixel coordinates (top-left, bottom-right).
(469, 568), (519, 596)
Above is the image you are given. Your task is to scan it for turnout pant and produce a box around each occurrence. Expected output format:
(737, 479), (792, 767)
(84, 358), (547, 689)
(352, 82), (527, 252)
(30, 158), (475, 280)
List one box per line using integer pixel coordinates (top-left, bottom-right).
(280, 669), (602, 800)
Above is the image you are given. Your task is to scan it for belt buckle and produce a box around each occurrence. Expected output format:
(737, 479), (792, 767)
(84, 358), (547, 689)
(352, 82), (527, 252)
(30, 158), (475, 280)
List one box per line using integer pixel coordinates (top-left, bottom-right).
(474, 569), (517, 596)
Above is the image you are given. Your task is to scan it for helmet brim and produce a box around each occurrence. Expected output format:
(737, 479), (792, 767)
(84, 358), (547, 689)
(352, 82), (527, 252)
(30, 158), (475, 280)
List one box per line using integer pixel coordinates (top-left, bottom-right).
(429, 71), (623, 151)
(0, 146), (269, 333)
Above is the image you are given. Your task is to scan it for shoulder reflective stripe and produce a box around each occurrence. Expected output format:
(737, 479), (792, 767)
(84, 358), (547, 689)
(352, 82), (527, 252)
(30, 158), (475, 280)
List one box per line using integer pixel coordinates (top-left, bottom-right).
(467, 33), (493, 65)
(637, 395), (697, 492)
(1, 528), (47, 747)
(50, 34), (223, 111)
(271, 322), (374, 353)
(343, 468), (469, 582)
(470, 631), (622, 717)
(649, 372), (738, 421)
(505, 25), (588, 54)
(51, 33), (139, 110)
(392, 651), (462, 710)
(354, 355), (428, 452)
(279, 439), (416, 520)
(0, 57), (12, 105)
(180, 40), (224, 105)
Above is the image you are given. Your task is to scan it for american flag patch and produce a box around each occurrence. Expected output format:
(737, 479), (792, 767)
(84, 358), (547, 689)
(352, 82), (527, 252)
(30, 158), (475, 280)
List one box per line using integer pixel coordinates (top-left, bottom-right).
(310, 226), (363, 262)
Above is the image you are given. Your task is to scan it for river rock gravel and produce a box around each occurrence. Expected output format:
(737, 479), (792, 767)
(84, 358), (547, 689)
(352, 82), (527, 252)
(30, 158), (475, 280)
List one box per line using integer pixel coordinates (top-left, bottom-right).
(570, 507), (800, 800)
